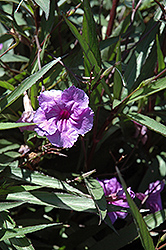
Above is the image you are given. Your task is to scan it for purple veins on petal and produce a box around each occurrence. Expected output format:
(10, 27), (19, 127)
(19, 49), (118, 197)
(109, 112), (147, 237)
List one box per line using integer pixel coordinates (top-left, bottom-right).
(33, 85), (94, 148)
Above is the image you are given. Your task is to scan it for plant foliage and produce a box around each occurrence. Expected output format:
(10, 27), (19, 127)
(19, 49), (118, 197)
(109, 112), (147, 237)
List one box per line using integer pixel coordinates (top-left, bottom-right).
(0, 0), (166, 249)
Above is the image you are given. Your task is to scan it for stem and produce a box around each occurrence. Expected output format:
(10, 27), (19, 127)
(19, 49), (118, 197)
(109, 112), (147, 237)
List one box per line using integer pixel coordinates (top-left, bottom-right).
(105, 0), (120, 39)
(154, 0), (166, 15)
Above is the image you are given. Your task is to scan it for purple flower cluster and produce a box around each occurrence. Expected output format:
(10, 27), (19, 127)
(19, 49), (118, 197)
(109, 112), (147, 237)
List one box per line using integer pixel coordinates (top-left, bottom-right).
(98, 178), (164, 224)
(18, 86), (94, 148)
(98, 178), (135, 224)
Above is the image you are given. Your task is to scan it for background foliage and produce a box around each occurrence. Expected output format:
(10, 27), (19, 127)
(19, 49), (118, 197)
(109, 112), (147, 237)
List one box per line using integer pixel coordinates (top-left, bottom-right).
(0, 0), (166, 249)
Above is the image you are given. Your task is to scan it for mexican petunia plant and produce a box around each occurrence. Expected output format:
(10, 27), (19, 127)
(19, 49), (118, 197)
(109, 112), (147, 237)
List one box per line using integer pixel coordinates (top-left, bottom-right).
(0, 0), (166, 250)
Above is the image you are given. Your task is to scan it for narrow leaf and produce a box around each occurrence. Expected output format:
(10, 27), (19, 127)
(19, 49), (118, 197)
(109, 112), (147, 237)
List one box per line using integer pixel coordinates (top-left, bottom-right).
(0, 81), (15, 91)
(127, 112), (166, 137)
(0, 59), (61, 112)
(0, 122), (35, 130)
(116, 167), (156, 250)
(9, 168), (87, 197)
(127, 77), (166, 104)
(0, 185), (42, 196)
(0, 223), (62, 241)
(156, 34), (165, 73)
(0, 202), (25, 212)
(6, 191), (97, 213)
(113, 40), (123, 99)
(84, 178), (107, 222)
(82, 0), (101, 75)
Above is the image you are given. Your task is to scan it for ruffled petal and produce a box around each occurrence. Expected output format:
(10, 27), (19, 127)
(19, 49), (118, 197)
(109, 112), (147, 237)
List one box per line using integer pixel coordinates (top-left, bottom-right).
(39, 90), (62, 112)
(70, 107), (94, 135)
(62, 86), (89, 108)
(47, 128), (78, 148)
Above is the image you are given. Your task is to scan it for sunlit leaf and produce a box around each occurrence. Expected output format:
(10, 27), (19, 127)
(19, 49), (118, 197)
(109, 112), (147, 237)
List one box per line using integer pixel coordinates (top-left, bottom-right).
(0, 59), (61, 112)
(0, 223), (63, 241)
(0, 122), (35, 130)
(127, 112), (166, 137)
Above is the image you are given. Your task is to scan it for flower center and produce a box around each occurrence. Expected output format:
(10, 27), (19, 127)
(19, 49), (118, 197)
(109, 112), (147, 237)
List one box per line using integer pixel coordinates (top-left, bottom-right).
(60, 109), (70, 120)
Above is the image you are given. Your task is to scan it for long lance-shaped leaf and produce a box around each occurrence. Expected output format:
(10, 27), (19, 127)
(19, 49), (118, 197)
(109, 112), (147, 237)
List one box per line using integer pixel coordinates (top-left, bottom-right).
(0, 201), (25, 212)
(63, 14), (111, 105)
(6, 191), (97, 213)
(127, 112), (166, 137)
(0, 223), (63, 241)
(8, 168), (88, 197)
(0, 185), (42, 196)
(82, 0), (101, 75)
(0, 122), (35, 130)
(0, 58), (61, 112)
(63, 14), (99, 79)
(116, 167), (156, 250)
(126, 77), (166, 104)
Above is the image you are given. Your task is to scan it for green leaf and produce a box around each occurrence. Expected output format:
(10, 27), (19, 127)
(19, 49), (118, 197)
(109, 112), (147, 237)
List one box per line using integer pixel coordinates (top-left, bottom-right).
(34, 0), (50, 20)
(63, 14), (111, 105)
(127, 77), (166, 104)
(0, 202), (25, 212)
(0, 58), (61, 113)
(9, 168), (87, 197)
(113, 40), (123, 99)
(82, 0), (101, 76)
(124, 20), (159, 90)
(116, 167), (156, 250)
(0, 81), (15, 91)
(156, 34), (165, 73)
(84, 178), (107, 222)
(127, 112), (166, 137)
(10, 235), (35, 250)
(0, 185), (42, 196)
(0, 222), (63, 241)
(1, 54), (28, 63)
(144, 210), (166, 230)
(0, 143), (20, 154)
(0, 122), (35, 130)
(6, 191), (97, 213)
(63, 14), (99, 79)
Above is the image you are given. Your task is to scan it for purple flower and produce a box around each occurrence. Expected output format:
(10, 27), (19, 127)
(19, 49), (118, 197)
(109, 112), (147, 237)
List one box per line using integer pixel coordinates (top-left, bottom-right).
(133, 121), (147, 144)
(0, 44), (3, 50)
(98, 178), (135, 224)
(33, 86), (94, 148)
(136, 180), (164, 213)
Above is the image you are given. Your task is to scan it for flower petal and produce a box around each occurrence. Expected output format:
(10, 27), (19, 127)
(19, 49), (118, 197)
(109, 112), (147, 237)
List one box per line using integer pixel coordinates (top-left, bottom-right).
(70, 107), (94, 135)
(47, 128), (78, 148)
(62, 86), (89, 108)
(39, 90), (62, 112)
